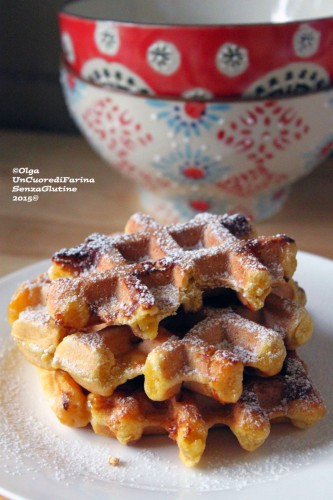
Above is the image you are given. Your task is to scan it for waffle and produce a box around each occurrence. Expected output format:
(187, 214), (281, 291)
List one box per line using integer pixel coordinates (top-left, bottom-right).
(8, 273), (50, 324)
(51, 325), (167, 396)
(11, 304), (285, 401)
(7, 211), (325, 469)
(46, 213), (297, 339)
(10, 281), (312, 402)
(233, 291), (312, 350)
(38, 352), (326, 467)
(272, 279), (307, 306)
(8, 273), (68, 369)
(50, 305), (286, 402)
(38, 367), (90, 428)
(143, 296), (313, 402)
(10, 306), (68, 370)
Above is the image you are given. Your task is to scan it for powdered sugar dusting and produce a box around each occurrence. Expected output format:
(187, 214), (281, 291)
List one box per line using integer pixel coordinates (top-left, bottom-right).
(0, 338), (331, 496)
(19, 304), (51, 326)
(48, 212), (292, 330)
(1, 253), (333, 499)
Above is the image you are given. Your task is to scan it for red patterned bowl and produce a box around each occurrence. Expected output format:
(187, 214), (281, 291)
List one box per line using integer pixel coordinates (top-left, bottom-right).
(59, 0), (333, 98)
(60, 61), (333, 223)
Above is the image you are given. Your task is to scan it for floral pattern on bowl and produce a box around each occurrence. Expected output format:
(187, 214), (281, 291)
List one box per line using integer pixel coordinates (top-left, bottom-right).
(61, 63), (333, 222)
(59, 1), (333, 98)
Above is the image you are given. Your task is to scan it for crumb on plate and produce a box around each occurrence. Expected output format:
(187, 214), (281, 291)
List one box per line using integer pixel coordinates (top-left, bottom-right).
(108, 455), (120, 466)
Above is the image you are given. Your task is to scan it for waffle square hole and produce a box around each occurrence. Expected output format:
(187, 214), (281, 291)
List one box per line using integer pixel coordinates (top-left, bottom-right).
(169, 226), (204, 251)
(116, 236), (151, 263)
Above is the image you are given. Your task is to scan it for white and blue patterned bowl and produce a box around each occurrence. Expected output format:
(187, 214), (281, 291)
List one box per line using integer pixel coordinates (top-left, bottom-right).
(61, 63), (333, 222)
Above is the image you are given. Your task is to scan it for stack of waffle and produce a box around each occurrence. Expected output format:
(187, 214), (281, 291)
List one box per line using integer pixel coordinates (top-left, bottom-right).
(8, 212), (325, 467)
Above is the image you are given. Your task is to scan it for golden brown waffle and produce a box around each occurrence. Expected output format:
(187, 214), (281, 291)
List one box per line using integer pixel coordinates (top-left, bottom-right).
(8, 273), (69, 369)
(10, 306), (68, 370)
(38, 352), (326, 467)
(233, 291), (312, 350)
(10, 280), (312, 402)
(272, 279), (307, 306)
(38, 368), (90, 427)
(143, 296), (314, 402)
(46, 213), (297, 338)
(50, 305), (286, 402)
(11, 304), (285, 401)
(6, 211), (325, 470)
(144, 306), (288, 402)
(8, 273), (50, 324)
(51, 325), (167, 396)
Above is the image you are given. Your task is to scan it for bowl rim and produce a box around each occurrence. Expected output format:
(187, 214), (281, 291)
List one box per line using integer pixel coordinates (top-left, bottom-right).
(61, 57), (333, 104)
(60, 0), (333, 28)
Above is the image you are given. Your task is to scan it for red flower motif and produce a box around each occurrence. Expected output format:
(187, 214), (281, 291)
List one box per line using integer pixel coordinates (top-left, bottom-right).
(116, 160), (171, 190)
(183, 166), (206, 179)
(184, 102), (206, 119)
(217, 101), (309, 167)
(217, 165), (287, 198)
(190, 199), (211, 211)
(83, 97), (152, 160)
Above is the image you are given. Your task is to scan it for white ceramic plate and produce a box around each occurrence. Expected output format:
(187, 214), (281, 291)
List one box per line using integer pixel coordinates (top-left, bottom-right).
(0, 253), (332, 500)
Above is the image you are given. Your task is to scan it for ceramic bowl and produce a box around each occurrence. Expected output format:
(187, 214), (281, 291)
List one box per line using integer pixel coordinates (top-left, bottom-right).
(61, 62), (333, 222)
(59, 0), (333, 99)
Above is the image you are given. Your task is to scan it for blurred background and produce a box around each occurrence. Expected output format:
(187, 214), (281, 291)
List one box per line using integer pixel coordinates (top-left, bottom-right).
(1, 0), (75, 132)
(0, 0), (140, 278)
